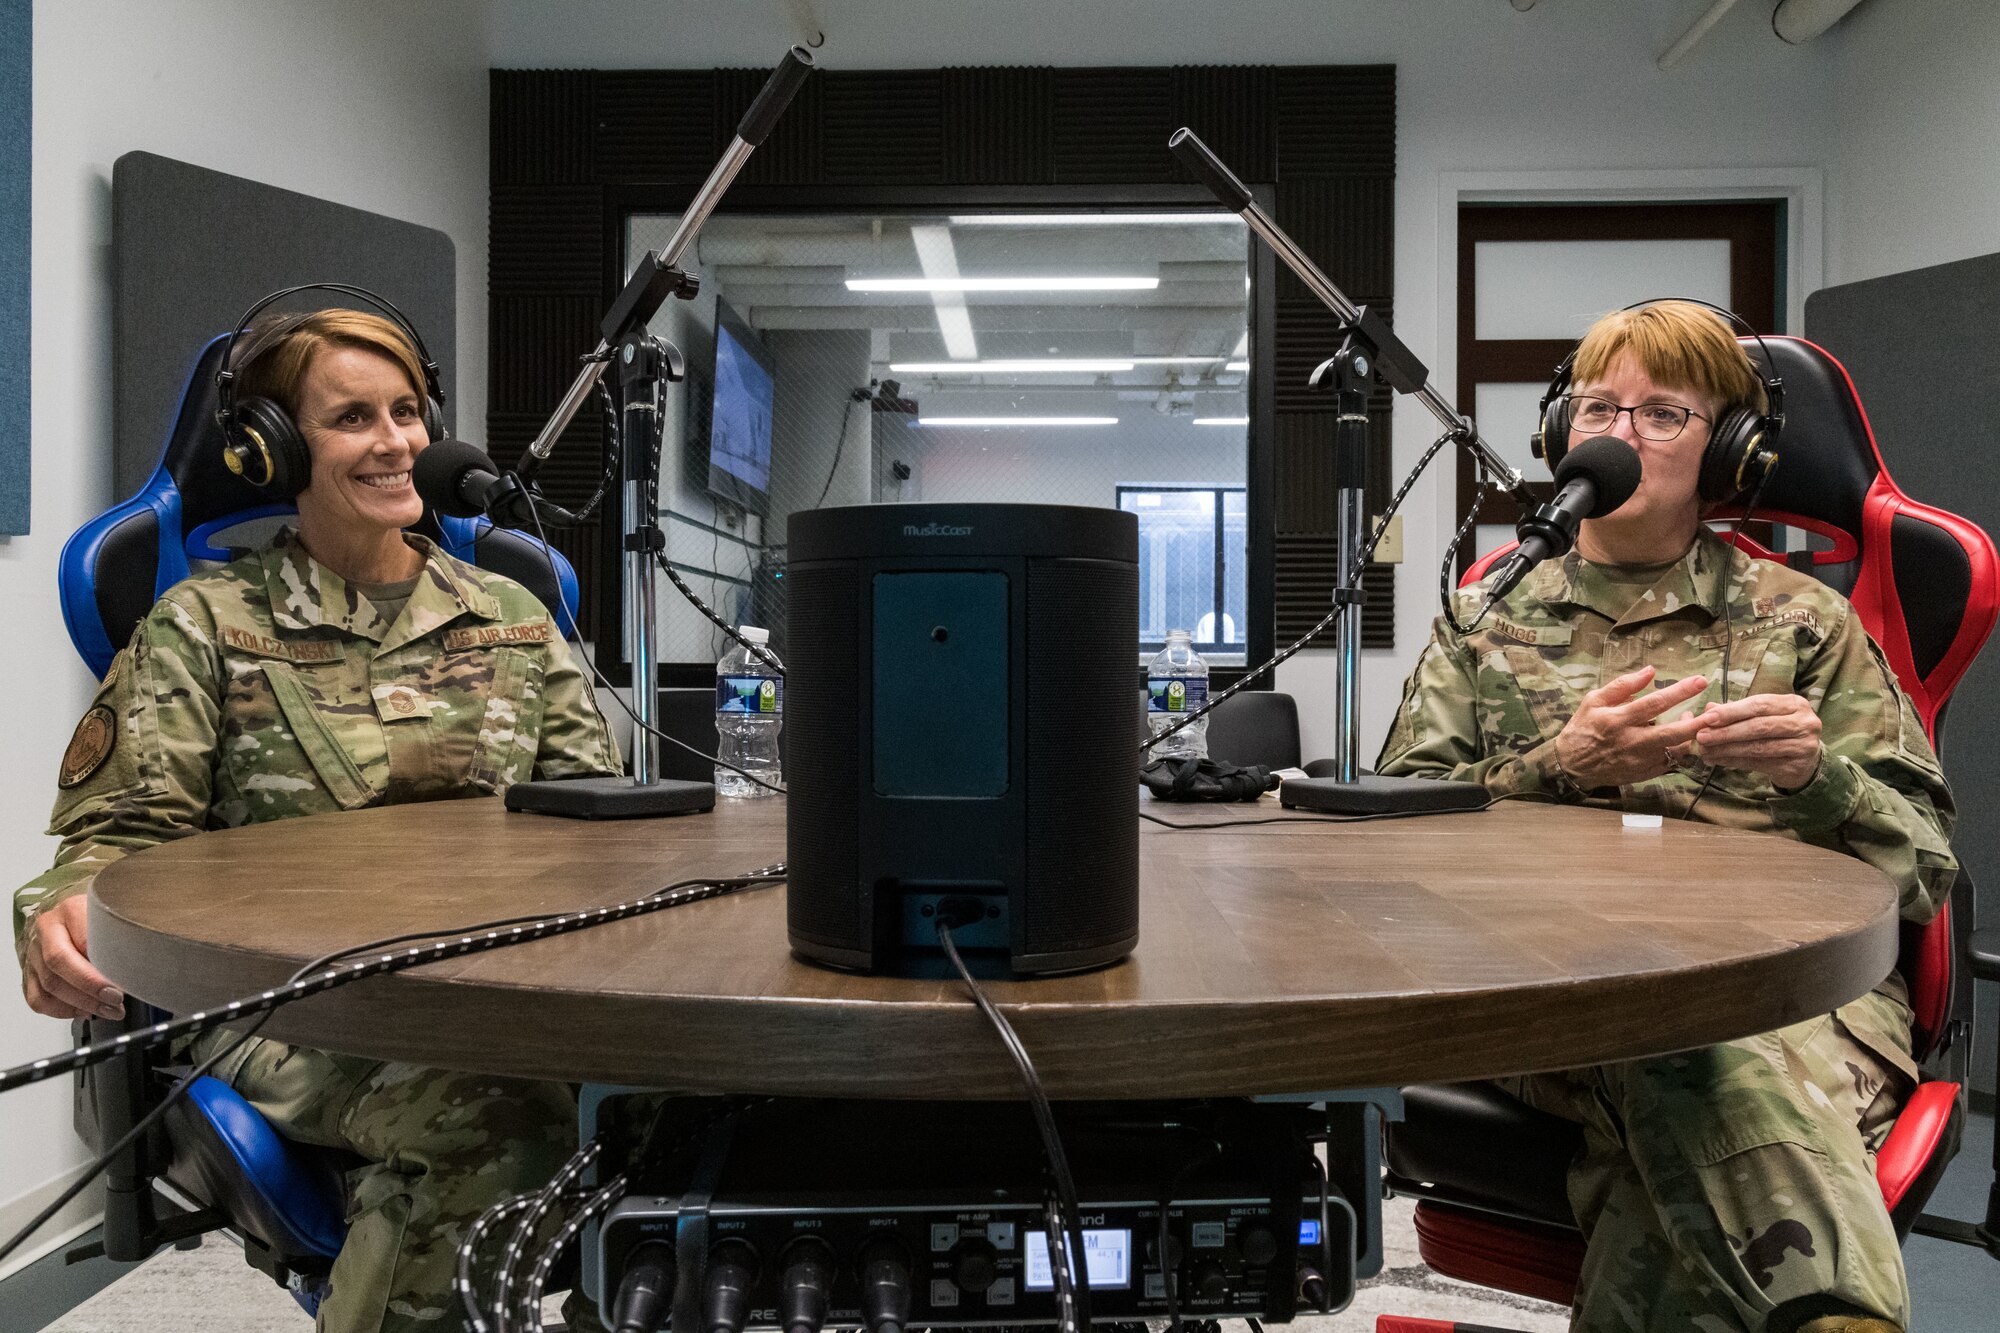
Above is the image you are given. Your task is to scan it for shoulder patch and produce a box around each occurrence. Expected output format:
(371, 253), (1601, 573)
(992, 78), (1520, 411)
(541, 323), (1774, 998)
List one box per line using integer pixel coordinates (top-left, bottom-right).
(58, 706), (117, 788)
(445, 622), (554, 651)
(218, 626), (340, 662)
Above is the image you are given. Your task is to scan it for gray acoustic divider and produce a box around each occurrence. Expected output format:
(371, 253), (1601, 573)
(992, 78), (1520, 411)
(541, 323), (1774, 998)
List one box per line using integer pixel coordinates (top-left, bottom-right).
(111, 151), (456, 501)
(1808, 251), (2000, 1097)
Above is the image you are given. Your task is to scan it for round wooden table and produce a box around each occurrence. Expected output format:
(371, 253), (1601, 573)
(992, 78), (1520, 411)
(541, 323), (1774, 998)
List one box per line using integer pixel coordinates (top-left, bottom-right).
(89, 796), (1899, 1098)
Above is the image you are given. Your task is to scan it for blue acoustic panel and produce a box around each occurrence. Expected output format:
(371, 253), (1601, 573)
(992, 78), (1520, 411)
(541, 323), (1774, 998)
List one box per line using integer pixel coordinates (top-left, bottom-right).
(110, 152), (456, 502)
(0, 0), (28, 534)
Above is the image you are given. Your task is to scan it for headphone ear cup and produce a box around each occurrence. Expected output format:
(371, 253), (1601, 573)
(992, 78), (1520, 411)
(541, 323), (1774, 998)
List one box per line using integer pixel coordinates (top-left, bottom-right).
(1699, 406), (1768, 503)
(1537, 394), (1572, 472)
(223, 396), (311, 499)
(423, 397), (446, 444)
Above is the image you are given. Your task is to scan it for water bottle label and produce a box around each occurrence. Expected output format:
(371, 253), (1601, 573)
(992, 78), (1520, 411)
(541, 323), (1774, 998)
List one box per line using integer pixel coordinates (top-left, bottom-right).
(1147, 677), (1208, 713)
(717, 674), (783, 716)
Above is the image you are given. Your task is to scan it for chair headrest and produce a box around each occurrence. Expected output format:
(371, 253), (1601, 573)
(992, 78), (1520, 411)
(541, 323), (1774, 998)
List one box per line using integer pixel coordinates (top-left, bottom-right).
(1738, 336), (1885, 535)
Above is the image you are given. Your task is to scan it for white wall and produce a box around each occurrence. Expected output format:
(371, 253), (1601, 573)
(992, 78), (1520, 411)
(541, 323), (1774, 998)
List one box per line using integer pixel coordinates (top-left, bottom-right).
(1823, 0), (2000, 285)
(496, 0), (1851, 759)
(1, 0), (492, 1272)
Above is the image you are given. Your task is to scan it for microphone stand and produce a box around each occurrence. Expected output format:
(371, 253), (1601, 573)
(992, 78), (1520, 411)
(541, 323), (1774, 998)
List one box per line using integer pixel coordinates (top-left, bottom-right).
(504, 46), (817, 821)
(1169, 129), (1530, 816)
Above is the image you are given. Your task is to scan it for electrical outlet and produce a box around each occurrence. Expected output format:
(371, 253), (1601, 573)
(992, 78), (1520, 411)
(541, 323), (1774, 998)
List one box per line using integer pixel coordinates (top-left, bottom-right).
(1369, 514), (1404, 563)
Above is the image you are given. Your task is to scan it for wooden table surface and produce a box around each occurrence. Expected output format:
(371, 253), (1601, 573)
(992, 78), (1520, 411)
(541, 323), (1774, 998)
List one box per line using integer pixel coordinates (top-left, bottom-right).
(89, 795), (1899, 1098)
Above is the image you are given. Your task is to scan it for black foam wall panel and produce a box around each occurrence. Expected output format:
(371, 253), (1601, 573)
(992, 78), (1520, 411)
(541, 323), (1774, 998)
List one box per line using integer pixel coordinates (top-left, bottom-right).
(490, 63), (1397, 651)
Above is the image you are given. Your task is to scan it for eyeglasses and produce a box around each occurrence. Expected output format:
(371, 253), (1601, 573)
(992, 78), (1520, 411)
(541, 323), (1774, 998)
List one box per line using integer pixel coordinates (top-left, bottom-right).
(1566, 395), (1710, 442)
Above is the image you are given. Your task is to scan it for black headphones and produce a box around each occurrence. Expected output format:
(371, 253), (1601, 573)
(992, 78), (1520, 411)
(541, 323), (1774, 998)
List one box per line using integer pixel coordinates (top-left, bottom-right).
(215, 283), (446, 498)
(1533, 298), (1784, 504)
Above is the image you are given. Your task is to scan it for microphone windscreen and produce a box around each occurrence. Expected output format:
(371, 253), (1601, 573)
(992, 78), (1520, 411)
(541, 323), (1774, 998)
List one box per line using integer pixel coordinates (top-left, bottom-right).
(1554, 436), (1643, 518)
(411, 437), (494, 519)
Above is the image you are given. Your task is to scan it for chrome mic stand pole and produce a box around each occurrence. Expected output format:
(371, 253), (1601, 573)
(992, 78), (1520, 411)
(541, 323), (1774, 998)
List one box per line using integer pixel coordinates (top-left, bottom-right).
(1169, 128), (1513, 815)
(518, 47), (817, 480)
(503, 46), (816, 820)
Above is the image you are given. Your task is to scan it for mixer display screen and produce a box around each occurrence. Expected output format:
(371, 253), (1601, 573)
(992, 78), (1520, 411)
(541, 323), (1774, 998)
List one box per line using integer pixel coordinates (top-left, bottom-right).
(1024, 1228), (1132, 1290)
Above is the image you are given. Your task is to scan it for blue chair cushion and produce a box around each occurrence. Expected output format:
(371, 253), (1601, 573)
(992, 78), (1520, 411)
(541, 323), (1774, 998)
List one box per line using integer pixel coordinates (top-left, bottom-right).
(162, 1076), (350, 1261)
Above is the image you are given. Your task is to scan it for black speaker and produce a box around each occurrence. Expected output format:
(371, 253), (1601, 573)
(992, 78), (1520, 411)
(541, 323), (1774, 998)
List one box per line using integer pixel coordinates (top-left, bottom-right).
(786, 503), (1140, 977)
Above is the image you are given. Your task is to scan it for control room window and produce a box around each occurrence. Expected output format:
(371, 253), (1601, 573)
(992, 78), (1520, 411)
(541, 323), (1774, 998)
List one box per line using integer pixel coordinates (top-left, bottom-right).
(621, 206), (1252, 673)
(1119, 485), (1247, 657)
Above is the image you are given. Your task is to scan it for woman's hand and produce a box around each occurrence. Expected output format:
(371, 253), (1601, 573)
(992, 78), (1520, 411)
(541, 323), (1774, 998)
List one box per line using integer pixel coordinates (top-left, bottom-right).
(1554, 666), (1712, 789)
(1688, 693), (1824, 791)
(21, 896), (124, 1021)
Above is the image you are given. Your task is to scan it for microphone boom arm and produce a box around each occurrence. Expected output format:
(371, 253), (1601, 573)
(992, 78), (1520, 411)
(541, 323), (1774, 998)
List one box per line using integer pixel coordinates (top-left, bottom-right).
(1168, 128), (1532, 507)
(523, 46), (817, 471)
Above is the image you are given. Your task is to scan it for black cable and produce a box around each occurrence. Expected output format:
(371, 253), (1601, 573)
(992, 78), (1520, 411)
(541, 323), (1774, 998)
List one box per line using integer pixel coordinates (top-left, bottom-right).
(520, 496), (784, 793)
(934, 920), (1091, 1333)
(1440, 469), (1500, 636)
(812, 393), (867, 510)
(1157, 1136), (1222, 1333)
(608, 380), (783, 677)
(652, 549), (785, 675)
(1142, 428), (1464, 756)
(0, 869), (785, 1267)
(497, 1139), (603, 1330)
(458, 1194), (544, 1333)
(1042, 1189), (1081, 1333)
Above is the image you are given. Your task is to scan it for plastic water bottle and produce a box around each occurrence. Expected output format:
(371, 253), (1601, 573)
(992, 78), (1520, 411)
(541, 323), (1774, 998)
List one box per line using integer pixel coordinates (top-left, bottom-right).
(1146, 628), (1209, 761)
(715, 626), (783, 798)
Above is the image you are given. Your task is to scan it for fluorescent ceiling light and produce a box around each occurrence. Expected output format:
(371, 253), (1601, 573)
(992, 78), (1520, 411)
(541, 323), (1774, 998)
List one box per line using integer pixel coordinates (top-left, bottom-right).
(847, 277), (1159, 293)
(948, 213), (1243, 226)
(1225, 361), (1250, 372)
(890, 359), (1135, 374)
(918, 416), (1119, 427)
(909, 224), (978, 360)
(1193, 417), (1250, 426)
(1128, 356), (1229, 365)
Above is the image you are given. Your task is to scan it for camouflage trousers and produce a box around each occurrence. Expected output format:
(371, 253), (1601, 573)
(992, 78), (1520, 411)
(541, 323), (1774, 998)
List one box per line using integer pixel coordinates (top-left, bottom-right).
(1496, 985), (1915, 1333)
(191, 1031), (604, 1333)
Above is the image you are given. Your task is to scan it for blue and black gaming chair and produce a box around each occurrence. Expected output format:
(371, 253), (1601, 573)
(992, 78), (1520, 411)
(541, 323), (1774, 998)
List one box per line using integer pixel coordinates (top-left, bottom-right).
(58, 334), (584, 1314)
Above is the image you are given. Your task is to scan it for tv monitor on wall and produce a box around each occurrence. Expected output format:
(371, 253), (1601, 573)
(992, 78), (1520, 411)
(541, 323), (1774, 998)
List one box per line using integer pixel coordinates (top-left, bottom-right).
(707, 298), (776, 516)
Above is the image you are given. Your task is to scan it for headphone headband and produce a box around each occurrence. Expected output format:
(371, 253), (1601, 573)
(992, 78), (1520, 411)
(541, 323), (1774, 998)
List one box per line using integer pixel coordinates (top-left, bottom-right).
(214, 283), (445, 499)
(215, 282), (444, 421)
(1533, 296), (1785, 505)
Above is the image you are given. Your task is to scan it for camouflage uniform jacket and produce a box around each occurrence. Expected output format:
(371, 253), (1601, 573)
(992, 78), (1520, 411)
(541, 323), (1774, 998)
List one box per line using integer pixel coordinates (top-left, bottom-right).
(14, 527), (621, 948)
(1377, 528), (1957, 930)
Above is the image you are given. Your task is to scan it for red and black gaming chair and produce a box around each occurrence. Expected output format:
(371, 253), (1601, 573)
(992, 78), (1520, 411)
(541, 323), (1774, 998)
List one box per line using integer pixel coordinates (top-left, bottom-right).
(1379, 335), (2000, 1322)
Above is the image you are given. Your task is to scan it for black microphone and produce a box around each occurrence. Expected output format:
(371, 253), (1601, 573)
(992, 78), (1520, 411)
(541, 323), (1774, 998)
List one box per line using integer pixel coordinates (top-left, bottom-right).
(1478, 436), (1643, 616)
(412, 437), (581, 528)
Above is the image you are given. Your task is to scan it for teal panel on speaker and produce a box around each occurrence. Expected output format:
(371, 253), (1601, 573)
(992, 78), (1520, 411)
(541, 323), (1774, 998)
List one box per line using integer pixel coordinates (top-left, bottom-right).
(872, 571), (1009, 797)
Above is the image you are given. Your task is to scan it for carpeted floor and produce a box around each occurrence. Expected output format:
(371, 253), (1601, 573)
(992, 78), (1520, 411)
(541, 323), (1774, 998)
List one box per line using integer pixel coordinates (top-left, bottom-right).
(42, 1195), (1568, 1332)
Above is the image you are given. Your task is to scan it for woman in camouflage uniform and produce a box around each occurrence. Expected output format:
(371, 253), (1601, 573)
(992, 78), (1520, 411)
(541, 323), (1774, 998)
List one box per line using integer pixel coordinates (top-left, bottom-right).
(14, 310), (622, 1332)
(1377, 302), (1955, 1333)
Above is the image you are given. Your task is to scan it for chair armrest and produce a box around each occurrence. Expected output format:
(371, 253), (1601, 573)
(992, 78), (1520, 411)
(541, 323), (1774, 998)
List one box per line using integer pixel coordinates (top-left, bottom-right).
(1881, 1080), (1964, 1237)
(1967, 927), (2000, 984)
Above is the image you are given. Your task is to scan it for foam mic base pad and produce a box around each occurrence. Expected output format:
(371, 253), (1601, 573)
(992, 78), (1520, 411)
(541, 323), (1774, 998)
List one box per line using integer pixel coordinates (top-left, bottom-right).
(504, 775), (716, 819)
(1280, 772), (1489, 815)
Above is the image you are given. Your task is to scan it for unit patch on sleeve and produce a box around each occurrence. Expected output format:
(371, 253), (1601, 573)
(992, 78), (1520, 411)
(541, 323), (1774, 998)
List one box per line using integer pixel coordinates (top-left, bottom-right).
(445, 623), (554, 651)
(58, 706), (117, 788)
